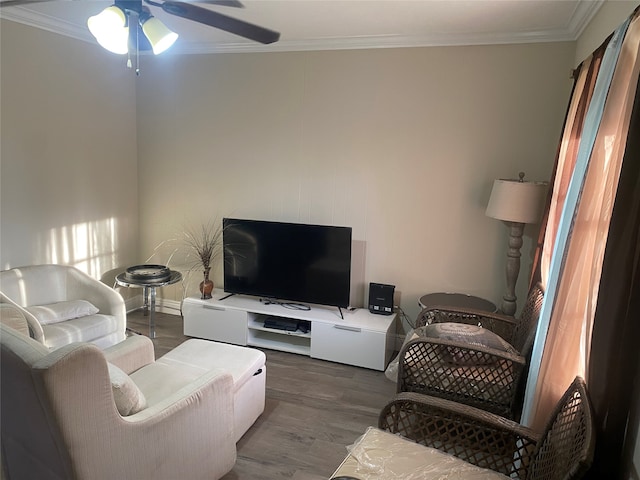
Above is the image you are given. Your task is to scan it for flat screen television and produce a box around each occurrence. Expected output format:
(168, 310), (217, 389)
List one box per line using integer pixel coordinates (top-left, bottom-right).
(222, 218), (352, 308)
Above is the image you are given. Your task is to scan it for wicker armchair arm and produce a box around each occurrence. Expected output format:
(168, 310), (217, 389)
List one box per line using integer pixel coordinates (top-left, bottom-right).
(417, 306), (518, 341)
(379, 392), (540, 477)
(398, 337), (526, 417)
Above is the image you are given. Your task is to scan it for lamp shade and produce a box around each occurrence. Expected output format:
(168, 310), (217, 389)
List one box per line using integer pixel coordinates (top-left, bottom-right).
(486, 178), (547, 224)
(87, 6), (129, 55)
(141, 17), (178, 55)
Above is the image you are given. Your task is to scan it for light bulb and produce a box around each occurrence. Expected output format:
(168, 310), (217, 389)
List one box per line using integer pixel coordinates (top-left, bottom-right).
(141, 17), (178, 55)
(87, 6), (129, 55)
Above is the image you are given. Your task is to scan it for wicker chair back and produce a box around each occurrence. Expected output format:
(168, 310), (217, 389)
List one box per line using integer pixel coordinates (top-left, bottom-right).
(528, 376), (595, 480)
(510, 282), (545, 353)
(378, 376), (595, 480)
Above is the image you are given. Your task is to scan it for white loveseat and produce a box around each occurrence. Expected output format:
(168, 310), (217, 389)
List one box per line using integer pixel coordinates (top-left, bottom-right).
(0, 264), (126, 349)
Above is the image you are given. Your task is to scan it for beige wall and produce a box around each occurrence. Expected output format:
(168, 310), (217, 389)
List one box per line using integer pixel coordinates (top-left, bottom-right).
(0, 18), (579, 329)
(0, 20), (139, 283)
(135, 43), (574, 326)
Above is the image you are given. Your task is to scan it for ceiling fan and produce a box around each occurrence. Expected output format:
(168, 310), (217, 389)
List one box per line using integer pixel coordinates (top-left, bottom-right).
(0, 0), (281, 55)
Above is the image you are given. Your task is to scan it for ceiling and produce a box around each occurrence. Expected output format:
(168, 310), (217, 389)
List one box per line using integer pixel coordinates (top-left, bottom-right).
(0, 0), (605, 55)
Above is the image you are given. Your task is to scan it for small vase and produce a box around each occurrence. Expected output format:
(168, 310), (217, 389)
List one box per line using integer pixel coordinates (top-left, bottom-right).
(199, 267), (214, 300)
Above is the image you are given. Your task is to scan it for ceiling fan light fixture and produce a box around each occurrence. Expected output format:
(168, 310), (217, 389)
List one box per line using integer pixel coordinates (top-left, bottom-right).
(141, 16), (178, 55)
(87, 5), (129, 55)
(95, 27), (129, 55)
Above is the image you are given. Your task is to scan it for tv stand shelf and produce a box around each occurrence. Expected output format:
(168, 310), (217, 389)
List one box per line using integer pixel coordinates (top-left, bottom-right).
(247, 314), (311, 355)
(182, 290), (397, 371)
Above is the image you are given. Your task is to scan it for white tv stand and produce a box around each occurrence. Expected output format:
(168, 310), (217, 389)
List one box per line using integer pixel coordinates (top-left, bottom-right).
(182, 290), (397, 371)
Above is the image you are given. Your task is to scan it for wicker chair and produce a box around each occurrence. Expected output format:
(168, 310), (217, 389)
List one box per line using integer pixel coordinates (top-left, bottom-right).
(397, 282), (545, 418)
(379, 376), (595, 480)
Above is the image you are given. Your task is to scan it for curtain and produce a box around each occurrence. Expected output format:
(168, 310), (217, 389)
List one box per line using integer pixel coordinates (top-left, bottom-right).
(522, 9), (640, 432)
(528, 48), (605, 289)
(537, 52), (603, 287)
(587, 26), (640, 479)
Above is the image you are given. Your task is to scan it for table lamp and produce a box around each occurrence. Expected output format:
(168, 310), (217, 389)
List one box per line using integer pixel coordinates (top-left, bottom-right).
(486, 172), (547, 315)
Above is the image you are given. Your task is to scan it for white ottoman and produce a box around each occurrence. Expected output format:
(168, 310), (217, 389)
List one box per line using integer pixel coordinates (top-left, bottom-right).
(156, 339), (266, 442)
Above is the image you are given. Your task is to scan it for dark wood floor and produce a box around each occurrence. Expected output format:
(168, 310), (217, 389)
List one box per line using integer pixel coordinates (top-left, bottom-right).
(127, 309), (397, 480)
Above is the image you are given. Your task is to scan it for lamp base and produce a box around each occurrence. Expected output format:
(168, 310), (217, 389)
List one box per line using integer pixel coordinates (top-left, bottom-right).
(500, 222), (524, 316)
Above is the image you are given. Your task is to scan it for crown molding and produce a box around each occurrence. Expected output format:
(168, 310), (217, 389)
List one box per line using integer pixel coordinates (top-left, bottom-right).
(175, 31), (576, 55)
(0, 5), (91, 40)
(1, 1), (605, 55)
(567, 0), (606, 38)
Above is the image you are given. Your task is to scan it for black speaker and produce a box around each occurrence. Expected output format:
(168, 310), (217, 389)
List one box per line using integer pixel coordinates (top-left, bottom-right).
(368, 283), (395, 315)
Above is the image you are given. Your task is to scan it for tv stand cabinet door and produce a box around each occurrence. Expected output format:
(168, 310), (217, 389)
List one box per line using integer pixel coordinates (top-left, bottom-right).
(183, 298), (247, 346)
(311, 322), (390, 371)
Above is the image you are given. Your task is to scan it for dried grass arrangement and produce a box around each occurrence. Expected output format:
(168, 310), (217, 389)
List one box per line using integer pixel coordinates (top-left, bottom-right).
(181, 221), (224, 272)
(148, 218), (225, 300)
(182, 221), (224, 299)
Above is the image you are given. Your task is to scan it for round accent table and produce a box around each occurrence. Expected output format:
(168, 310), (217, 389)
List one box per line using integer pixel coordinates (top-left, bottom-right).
(116, 269), (182, 338)
(418, 292), (497, 313)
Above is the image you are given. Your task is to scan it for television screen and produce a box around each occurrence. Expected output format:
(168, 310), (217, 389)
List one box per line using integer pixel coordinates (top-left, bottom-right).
(223, 218), (352, 308)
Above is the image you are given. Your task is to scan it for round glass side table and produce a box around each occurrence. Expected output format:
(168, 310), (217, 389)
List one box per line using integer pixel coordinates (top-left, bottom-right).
(116, 270), (182, 338)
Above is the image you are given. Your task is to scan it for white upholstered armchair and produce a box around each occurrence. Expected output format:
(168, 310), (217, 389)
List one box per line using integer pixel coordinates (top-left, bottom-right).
(0, 264), (126, 349)
(0, 322), (237, 480)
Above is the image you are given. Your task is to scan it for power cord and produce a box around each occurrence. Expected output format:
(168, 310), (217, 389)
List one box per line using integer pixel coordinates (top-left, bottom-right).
(260, 298), (311, 311)
(394, 305), (416, 329)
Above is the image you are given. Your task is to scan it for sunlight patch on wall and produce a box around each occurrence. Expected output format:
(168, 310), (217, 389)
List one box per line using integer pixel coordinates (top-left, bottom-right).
(45, 218), (118, 279)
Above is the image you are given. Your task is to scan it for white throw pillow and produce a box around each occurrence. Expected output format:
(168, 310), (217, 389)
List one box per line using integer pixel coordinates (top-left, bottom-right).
(107, 363), (147, 416)
(26, 300), (99, 325)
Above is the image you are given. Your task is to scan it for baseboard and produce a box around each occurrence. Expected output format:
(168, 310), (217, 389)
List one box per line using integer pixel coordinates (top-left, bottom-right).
(158, 299), (182, 316)
(124, 296), (142, 313)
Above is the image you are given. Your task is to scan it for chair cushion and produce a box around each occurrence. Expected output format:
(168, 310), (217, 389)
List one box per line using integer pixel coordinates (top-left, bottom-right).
(130, 339), (265, 411)
(42, 314), (121, 349)
(157, 339), (266, 393)
(129, 359), (222, 407)
(107, 363), (147, 416)
(421, 323), (517, 365)
(25, 300), (99, 325)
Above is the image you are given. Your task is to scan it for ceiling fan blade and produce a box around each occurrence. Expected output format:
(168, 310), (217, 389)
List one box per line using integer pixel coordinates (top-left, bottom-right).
(161, 1), (279, 44)
(0, 0), (244, 6)
(0, 0), (73, 6)
(193, 0), (244, 8)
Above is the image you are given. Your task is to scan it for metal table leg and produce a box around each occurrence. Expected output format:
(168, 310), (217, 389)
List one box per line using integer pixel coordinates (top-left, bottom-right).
(142, 285), (157, 339)
(143, 286), (150, 316)
(149, 286), (157, 339)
